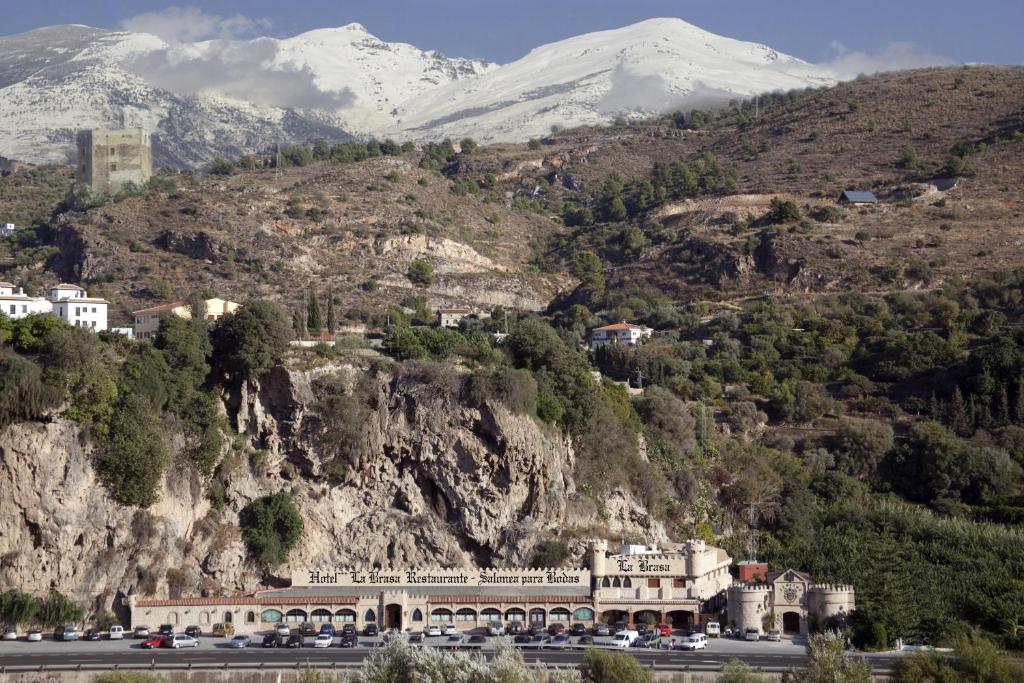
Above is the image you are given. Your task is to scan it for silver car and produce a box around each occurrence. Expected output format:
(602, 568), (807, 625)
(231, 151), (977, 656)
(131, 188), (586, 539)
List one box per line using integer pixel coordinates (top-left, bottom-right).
(170, 634), (199, 648)
(228, 635), (251, 648)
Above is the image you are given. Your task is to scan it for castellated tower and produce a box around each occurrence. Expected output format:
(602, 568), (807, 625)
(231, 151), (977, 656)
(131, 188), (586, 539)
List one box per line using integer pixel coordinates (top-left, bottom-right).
(727, 584), (772, 632)
(75, 128), (152, 195)
(589, 539), (608, 578)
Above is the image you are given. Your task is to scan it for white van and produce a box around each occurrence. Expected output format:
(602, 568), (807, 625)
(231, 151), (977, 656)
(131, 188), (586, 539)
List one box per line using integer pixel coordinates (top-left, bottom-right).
(108, 625), (124, 640)
(680, 634), (708, 650)
(609, 630), (639, 648)
(705, 622), (720, 637)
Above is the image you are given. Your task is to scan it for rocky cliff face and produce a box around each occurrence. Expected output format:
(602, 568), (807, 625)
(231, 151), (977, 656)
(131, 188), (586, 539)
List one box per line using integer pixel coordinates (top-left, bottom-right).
(0, 362), (661, 615)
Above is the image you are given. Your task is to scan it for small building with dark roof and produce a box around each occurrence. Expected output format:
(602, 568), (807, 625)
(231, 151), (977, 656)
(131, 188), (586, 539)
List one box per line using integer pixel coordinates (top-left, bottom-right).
(838, 190), (878, 205)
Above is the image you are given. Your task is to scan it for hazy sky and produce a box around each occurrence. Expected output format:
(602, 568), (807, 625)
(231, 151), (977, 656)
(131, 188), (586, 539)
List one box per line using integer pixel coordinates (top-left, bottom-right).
(4, 0), (1022, 66)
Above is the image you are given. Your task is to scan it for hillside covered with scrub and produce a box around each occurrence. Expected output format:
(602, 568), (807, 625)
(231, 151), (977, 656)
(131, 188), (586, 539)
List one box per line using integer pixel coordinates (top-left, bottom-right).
(0, 66), (1023, 654)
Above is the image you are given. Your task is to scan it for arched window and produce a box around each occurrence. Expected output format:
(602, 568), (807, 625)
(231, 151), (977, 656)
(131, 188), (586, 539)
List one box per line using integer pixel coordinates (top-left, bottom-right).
(623, 578), (632, 588)
(480, 608), (501, 621)
(573, 607), (595, 621)
(224, 611), (233, 623)
(200, 612), (210, 625)
(612, 577), (621, 588)
(411, 609), (423, 622)
(505, 608), (525, 622)
(430, 608), (453, 622)
(261, 609), (282, 623)
(310, 609), (333, 623)
(167, 611), (178, 625)
(245, 611), (255, 624)
(601, 577), (611, 588)
(335, 609), (356, 622)
(549, 608), (571, 622)
(364, 609), (376, 623)
(529, 608), (546, 625)
(285, 609), (307, 623)
(455, 608), (477, 622)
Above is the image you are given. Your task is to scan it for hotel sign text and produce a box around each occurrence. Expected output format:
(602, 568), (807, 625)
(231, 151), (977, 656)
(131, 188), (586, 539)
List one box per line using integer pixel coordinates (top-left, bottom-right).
(295, 568), (591, 588)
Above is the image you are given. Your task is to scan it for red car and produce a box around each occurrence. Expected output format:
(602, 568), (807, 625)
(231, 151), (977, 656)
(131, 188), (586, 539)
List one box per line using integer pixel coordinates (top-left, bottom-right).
(547, 623), (566, 636)
(657, 623), (672, 637)
(141, 635), (166, 649)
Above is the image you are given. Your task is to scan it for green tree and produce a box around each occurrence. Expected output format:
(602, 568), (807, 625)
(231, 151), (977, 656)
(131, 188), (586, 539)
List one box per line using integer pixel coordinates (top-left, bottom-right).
(325, 289), (337, 334)
(208, 157), (236, 176)
(832, 419), (894, 478)
(527, 138), (541, 150)
(154, 313), (210, 412)
(571, 250), (606, 299)
(0, 352), (63, 426)
(898, 144), (919, 169)
(383, 326), (427, 361)
(97, 393), (169, 507)
(764, 197), (802, 224)
(307, 285), (322, 332)
(240, 492), (304, 567)
(37, 590), (84, 628)
(459, 137), (478, 153)
(788, 632), (871, 683)
(211, 301), (291, 379)
(407, 259), (434, 286)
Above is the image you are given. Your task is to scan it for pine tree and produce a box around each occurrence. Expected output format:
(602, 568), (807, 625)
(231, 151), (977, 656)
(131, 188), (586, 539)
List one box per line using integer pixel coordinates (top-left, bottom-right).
(996, 383), (1010, 424)
(928, 392), (941, 421)
(306, 286), (322, 333)
(1015, 375), (1024, 424)
(949, 386), (969, 436)
(326, 289), (337, 334)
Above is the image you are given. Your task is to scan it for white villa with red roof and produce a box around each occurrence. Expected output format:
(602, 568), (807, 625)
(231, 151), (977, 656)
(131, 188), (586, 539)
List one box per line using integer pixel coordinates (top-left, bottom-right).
(589, 321), (654, 351)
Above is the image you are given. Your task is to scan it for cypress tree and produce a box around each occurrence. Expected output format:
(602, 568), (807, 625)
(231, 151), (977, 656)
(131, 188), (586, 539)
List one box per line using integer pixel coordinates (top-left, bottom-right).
(306, 286), (322, 332)
(326, 289), (337, 334)
(928, 392), (941, 421)
(949, 386), (969, 436)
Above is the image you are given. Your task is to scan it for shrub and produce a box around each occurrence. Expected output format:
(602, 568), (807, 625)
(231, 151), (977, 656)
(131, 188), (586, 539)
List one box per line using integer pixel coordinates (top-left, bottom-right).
(832, 419), (894, 478)
(465, 366), (538, 416)
(240, 492), (304, 567)
(97, 393), (169, 507)
(93, 674), (166, 683)
(0, 352), (63, 426)
(531, 540), (569, 568)
(763, 198), (802, 224)
(211, 301), (291, 379)
(316, 373), (376, 481)
(581, 647), (654, 683)
(37, 590), (84, 628)
(407, 259), (434, 286)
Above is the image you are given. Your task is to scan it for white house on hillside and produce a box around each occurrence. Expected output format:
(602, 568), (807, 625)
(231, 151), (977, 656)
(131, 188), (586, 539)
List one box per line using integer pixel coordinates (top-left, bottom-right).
(1, 223), (16, 236)
(0, 282), (52, 319)
(588, 321), (654, 352)
(133, 297), (241, 339)
(437, 307), (472, 329)
(49, 284), (108, 331)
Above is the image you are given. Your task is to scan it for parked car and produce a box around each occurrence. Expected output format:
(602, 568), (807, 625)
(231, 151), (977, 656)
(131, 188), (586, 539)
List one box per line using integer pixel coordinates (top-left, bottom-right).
(527, 624), (545, 636)
(408, 633), (424, 646)
(364, 623), (379, 636)
(319, 623), (336, 637)
(767, 629), (782, 642)
(341, 624), (356, 636)
(287, 634), (304, 648)
(635, 623), (649, 636)
(468, 634), (487, 645)
(722, 626), (736, 638)
(3, 627), (18, 641)
(184, 625), (202, 639)
(744, 628), (760, 642)
(228, 635), (251, 648)
(84, 628), (102, 641)
(528, 634), (550, 647)
(550, 634), (570, 648)
(680, 634), (708, 651)
(158, 624), (174, 637)
(314, 634), (333, 649)
(212, 623), (234, 637)
(487, 622), (505, 636)
(569, 623), (587, 637)
(171, 634), (199, 649)
(612, 621), (628, 635)
(27, 629), (43, 642)
(300, 622), (317, 637)
(141, 635), (165, 649)
(634, 634), (656, 648)
(577, 635), (594, 647)
(442, 624), (458, 636)
(109, 625), (124, 640)
(262, 633), (283, 648)
(547, 623), (566, 637)
(340, 634), (359, 648)
(54, 625), (80, 641)
(507, 622), (525, 635)
(593, 623), (611, 637)
(275, 623), (291, 637)
(445, 634), (464, 648)
(657, 623), (672, 637)
(705, 622), (721, 637)
(424, 624), (441, 637)
(133, 625), (150, 639)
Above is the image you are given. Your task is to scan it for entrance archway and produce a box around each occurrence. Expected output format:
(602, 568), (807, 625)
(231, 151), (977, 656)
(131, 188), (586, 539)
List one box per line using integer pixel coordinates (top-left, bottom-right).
(385, 604), (402, 630)
(665, 610), (694, 629)
(601, 609), (628, 625)
(634, 610), (660, 627)
(783, 611), (801, 634)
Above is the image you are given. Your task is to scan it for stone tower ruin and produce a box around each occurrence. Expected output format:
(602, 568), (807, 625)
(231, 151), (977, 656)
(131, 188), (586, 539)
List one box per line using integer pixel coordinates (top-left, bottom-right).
(75, 128), (152, 195)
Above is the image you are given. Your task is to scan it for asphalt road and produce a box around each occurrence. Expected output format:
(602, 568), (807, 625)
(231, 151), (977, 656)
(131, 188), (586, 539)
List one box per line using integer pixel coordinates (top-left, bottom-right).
(0, 638), (902, 672)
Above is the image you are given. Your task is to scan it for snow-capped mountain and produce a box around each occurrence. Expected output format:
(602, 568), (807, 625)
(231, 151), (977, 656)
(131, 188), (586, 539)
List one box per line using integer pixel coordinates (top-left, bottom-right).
(0, 19), (835, 166)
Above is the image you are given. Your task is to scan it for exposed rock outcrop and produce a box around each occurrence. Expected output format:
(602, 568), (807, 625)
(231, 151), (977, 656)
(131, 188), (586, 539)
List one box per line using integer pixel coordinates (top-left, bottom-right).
(0, 363), (658, 614)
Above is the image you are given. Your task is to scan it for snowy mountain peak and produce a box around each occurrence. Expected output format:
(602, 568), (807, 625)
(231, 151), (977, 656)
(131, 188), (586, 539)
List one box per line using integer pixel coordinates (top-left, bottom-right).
(0, 17), (835, 166)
